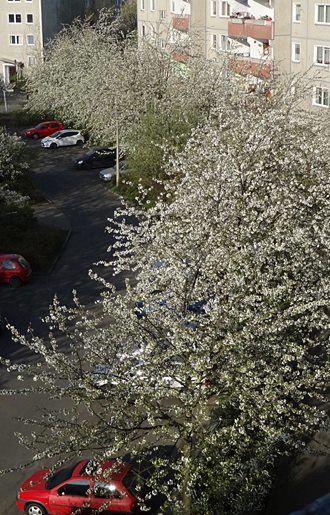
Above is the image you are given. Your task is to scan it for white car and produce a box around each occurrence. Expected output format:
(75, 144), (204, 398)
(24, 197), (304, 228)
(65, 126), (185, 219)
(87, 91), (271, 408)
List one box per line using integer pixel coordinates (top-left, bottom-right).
(41, 129), (85, 149)
(99, 160), (127, 181)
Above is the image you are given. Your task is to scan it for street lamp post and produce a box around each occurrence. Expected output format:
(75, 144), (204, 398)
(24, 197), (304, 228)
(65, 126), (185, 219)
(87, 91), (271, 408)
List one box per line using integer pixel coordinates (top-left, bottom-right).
(3, 89), (8, 112)
(115, 116), (120, 187)
(112, 110), (120, 187)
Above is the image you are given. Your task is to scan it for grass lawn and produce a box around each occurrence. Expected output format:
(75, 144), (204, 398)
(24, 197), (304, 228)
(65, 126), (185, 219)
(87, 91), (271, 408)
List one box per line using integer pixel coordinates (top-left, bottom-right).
(0, 222), (67, 274)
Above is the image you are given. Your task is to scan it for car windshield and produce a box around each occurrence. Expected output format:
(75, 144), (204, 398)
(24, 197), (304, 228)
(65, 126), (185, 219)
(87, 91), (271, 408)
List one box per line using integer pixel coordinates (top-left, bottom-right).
(50, 131), (61, 138)
(45, 462), (79, 490)
(35, 123), (46, 129)
(85, 150), (96, 157)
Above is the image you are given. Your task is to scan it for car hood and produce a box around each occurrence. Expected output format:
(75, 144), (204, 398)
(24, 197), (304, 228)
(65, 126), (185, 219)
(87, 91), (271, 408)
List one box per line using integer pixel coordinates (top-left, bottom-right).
(41, 136), (53, 142)
(20, 469), (50, 492)
(75, 154), (90, 162)
(100, 168), (114, 175)
(25, 127), (36, 133)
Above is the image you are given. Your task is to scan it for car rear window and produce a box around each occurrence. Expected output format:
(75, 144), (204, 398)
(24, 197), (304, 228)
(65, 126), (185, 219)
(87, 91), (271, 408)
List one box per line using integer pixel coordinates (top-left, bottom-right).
(45, 463), (79, 490)
(17, 256), (29, 269)
(123, 468), (148, 497)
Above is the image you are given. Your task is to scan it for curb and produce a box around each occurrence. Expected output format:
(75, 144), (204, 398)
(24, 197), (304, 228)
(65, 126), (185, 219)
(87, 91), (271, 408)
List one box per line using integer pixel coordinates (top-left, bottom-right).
(33, 200), (72, 275)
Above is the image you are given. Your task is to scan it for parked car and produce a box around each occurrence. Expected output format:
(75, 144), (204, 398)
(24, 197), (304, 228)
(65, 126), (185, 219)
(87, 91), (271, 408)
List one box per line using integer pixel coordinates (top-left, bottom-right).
(24, 121), (64, 140)
(74, 147), (123, 170)
(99, 161), (127, 181)
(0, 254), (32, 287)
(41, 130), (84, 149)
(16, 459), (141, 515)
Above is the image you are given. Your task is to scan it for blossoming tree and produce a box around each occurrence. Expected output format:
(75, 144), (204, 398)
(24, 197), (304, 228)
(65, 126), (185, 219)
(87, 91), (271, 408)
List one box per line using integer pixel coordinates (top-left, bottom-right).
(4, 12), (330, 514)
(3, 78), (330, 514)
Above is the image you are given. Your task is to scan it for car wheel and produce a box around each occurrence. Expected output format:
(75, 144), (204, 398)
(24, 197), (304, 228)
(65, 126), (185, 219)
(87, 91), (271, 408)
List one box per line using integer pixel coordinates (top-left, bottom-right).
(9, 276), (22, 288)
(25, 503), (47, 515)
(76, 139), (84, 146)
(32, 134), (39, 140)
(50, 142), (57, 149)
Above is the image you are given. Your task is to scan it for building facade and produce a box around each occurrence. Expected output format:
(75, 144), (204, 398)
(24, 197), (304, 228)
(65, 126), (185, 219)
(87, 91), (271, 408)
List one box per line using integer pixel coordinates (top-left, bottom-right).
(274, 1), (330, 109)
(0, 0), (115, 84)
(137, 0), (330, 110)
(138, 0), (191, 54)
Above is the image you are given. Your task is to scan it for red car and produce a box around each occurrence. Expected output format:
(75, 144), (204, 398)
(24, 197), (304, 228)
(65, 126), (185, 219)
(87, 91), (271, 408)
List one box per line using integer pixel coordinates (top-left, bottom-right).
(16, 459), (141, 515)
(25, 121), (64, 139)
(0, 253), (31, 287)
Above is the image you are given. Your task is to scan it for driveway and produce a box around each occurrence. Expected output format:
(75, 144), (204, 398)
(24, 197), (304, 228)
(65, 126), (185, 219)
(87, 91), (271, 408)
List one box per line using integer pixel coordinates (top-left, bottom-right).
(0, 138), (128, 513)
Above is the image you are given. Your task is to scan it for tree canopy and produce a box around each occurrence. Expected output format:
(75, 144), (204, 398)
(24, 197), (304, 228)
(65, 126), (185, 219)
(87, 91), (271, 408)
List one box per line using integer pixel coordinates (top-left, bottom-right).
(3, 62), (330, 514)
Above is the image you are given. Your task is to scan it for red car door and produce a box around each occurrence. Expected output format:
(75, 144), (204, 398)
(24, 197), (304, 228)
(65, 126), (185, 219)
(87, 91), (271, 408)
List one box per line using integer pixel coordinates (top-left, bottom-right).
(0, 258), (16, 284)
(48, 123), (60, 135)
(38, 123), (51, 138)
(90, 480), (129, 512)
(48, 479), (91, 514)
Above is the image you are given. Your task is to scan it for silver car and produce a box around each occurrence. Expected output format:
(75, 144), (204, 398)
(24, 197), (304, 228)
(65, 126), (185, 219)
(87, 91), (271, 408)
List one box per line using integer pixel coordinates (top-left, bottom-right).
(99, 160), (127, 181)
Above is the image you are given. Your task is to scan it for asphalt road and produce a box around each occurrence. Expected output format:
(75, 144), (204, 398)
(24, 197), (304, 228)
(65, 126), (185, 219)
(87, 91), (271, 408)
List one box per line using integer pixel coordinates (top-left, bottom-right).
(0, 137), (128, 513)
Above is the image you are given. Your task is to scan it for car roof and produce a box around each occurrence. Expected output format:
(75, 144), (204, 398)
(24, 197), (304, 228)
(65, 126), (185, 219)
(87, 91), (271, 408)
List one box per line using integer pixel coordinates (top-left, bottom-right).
(73, 459), (131, 482)
(57, 129), (79, 133)
(0, 253), (21, 260)
(91, 147), (116, 152)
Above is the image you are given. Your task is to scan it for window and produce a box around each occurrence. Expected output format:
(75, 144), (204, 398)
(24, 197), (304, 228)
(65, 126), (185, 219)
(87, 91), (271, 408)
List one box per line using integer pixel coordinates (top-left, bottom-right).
(27, 34), (34, 45)
(141, 24), (146, 37)
(28, 56), (36, 66)
(8, 13), (21, 23)
(220, 1), (230, 17)
(1, 260), (16, 270)
(92, 482), (123, 500)
(26, 13), (33, 23)
(170, 1), (175, 13)
(160, 10), (166, 19)
(293, 3), (302, 22)
(316, 4), (330, 23)
(314, 86), (329, 107)
(9, 35), (21, 45)
(171, 30), (180, 43)
(292, 42), (301, 62)
(7, 0), (21, 2)
(57, 480), (90, 497)
(211, 34), (217, 49)
(160, 39), (165, 49)
(220, 35), (230, 51)
(150, 0), (155, 10)
(210, 0), (216, 16)
(315, 45), (330, 64)
(140, 0), (145, 10)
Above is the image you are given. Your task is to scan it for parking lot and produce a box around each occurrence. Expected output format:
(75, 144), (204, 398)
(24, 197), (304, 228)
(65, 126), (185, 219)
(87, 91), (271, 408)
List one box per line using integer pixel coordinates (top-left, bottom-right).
(0, 134), (127, 513)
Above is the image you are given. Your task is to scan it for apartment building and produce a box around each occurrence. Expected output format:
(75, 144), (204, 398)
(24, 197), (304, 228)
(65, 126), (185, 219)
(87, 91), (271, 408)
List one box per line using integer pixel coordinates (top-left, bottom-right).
(0, 0), (115, 84)
(138, 0), (191, 53)
(274, 1), (330, 109)
(138, 0), (330, 109)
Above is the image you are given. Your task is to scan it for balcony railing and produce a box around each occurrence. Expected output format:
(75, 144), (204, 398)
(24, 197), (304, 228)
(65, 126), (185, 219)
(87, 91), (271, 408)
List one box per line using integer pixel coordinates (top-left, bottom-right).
(229, 56), (272, 79)
(228, 18), (274, 40)
(172, 15), (190, 32)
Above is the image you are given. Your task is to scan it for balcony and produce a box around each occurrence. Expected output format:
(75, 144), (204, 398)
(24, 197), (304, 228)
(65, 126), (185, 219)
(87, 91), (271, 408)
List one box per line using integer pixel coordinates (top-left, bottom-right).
(229, 56), (272, 79)
(172, 15), (190, 32)
(228, 18), (274, 41)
